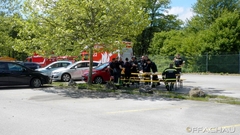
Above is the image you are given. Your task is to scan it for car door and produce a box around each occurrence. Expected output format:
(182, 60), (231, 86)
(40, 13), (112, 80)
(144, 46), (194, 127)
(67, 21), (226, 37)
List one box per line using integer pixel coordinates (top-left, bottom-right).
(71, 62), (89, 80)
(0, 62), (10, 85)
(7, 63), (31, 85)
(48, 62), (71, 74)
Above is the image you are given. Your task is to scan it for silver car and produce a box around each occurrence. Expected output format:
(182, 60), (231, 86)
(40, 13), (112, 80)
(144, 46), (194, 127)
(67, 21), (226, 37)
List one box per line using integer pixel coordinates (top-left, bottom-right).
(36, 61), (72, 77)
(51, 61), (100, 82)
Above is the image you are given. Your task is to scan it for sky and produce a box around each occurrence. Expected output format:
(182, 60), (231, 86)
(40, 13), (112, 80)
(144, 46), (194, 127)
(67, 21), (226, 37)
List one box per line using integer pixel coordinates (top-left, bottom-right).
(168, 0), (197, 22)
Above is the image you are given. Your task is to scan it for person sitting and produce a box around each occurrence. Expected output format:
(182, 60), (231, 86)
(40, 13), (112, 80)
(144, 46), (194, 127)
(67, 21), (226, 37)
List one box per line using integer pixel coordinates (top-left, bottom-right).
(162, 64), (179, 91)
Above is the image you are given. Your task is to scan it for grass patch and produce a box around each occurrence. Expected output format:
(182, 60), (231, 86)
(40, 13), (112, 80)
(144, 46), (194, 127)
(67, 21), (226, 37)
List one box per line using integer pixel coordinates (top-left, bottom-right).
(52, 81), (68, 87)
(51, 82), (240, 105)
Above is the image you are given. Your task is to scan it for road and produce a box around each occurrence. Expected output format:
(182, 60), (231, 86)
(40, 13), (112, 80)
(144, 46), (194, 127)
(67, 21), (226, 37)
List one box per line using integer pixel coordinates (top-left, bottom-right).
(179, 74), (240, 98)
(0, 85), (240, 135)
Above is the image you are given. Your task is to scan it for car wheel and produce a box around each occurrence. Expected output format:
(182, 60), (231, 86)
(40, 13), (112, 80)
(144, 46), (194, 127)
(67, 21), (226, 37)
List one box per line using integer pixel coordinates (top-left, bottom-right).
(94, 76), (103, 84)
(61, 73), (71, 82)
(30, 78), (42, 88)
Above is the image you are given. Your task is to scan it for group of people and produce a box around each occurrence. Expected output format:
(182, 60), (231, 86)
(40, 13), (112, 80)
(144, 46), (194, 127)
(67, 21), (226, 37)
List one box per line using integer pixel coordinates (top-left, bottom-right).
(109, 54), (184, 89)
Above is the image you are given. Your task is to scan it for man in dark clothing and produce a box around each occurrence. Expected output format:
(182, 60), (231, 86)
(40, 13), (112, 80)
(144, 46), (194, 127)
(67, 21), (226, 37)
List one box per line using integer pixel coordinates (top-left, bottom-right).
(173, 54), (184, 81)
(146, 59), (160, 87)
(109, 58), (121, 83)
(130, 56), (139, 85)
(162, 64), (179, 91)
(139, 55), (148, 72)
(123, 58), (132, 87)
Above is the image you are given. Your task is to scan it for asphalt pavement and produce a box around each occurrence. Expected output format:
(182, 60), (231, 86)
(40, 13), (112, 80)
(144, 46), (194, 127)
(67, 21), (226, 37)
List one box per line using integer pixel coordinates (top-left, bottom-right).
(0, 74), (240, 135)
(176, 74), (240, 98)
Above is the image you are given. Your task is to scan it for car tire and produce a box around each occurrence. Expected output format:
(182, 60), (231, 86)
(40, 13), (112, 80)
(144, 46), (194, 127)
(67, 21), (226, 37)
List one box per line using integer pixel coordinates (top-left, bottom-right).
(94, 76), (103, 84)
(30, 78), (42, 88)
(61, 73), (71, 82)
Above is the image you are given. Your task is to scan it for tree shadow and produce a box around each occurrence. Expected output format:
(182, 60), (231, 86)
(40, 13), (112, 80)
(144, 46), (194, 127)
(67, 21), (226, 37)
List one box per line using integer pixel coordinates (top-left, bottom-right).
(37, 86), (182, 102)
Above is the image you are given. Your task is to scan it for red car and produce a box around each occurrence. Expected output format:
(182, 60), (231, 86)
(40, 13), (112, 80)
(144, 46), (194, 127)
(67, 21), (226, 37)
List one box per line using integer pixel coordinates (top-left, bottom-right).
(82, 62), (110, 84)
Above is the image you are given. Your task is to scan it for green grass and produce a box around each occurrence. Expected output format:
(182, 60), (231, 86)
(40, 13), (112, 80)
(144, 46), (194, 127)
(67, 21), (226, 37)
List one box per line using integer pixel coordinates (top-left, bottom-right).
(51, 82), (240, 105)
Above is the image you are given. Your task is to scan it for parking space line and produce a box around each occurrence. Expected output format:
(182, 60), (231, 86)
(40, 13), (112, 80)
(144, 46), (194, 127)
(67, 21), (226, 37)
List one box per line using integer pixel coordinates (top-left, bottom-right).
(106, 105), (187, 114)
(221, 124), (240, 129)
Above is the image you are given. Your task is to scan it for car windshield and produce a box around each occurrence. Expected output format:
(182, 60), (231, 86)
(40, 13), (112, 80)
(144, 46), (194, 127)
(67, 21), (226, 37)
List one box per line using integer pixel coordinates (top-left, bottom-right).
(94, 62), (109, 70)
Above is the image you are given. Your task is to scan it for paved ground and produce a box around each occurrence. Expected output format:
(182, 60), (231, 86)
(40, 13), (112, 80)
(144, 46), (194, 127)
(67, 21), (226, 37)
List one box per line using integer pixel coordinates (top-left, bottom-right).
(0, 88), (240, 135)
(0, 74), (240, 135)
(176, 74), (240, 98)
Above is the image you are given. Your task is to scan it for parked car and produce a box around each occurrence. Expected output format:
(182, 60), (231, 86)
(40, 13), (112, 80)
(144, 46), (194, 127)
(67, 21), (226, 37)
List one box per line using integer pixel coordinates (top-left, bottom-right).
(82, 62), (110, 84)
(36, 61), (72, 77)
(17, 61), (41, 70)
(0, 61), (51, 88)
(51, 61), (101, 82)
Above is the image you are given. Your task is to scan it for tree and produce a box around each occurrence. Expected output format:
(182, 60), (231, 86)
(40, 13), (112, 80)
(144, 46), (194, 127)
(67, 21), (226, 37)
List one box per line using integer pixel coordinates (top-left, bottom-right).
(190, 0), (240, 29)
(149, 30), (184, 56)
(201, 11), (240, 54)
(134, 0), (183, 56)
(0, 0), (24, 59)
(16, 0), (149, 84)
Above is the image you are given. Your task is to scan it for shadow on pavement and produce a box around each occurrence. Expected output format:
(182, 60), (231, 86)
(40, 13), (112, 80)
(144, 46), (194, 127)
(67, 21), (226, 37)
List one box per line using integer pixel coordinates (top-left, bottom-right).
(37, 85), (183, 102)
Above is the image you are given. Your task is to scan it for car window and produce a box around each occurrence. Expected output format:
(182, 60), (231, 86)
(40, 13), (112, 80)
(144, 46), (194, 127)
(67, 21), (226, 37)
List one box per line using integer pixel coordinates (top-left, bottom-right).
(51, 63), (59, 68)
(0, 63), (9, 71)
(93, 62), (99, 66)
(94, 63), (109, 70)
(76, 62), (87, 68)
(8, 63), (25, 72)
(62, 62), (71, 67)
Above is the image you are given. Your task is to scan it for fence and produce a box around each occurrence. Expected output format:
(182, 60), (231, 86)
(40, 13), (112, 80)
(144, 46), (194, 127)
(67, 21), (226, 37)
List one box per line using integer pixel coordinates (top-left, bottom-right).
(148, 52), (240, 74)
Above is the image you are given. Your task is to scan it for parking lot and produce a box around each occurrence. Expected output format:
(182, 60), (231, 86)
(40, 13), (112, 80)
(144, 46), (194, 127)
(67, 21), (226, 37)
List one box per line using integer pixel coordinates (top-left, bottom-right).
(0, 74), (240, 135)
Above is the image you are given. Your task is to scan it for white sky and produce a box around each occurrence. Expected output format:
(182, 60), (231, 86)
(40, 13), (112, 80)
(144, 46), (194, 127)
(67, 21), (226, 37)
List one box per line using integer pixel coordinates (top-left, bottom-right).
(167, 0), (197, 22)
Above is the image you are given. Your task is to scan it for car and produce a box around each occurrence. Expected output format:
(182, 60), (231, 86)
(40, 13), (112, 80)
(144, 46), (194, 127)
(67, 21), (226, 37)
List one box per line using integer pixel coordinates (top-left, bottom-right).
(51, 61), (101, 82)
(17, 61), (41, 70)
(0, 61), (51, 88)
(82, 62), (110, 84)
(35, 61), (72, 77)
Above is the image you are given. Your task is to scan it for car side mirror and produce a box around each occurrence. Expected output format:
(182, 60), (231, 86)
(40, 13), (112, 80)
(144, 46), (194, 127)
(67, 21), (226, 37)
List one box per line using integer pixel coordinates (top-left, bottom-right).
(22, 68), (27, 72)
(74, 66), (78, 69)
(47, 66), (52, 69)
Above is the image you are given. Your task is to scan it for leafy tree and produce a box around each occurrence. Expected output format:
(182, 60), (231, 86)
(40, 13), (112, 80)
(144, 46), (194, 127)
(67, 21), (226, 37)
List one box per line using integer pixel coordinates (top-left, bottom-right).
(201, 11), (240, 54)
(149, 30), (184, 56)
(16, 0), (149, 84)
(0, 0), (24, 59)
(134, 0), (183, 56)
(189, 0), (240, 29)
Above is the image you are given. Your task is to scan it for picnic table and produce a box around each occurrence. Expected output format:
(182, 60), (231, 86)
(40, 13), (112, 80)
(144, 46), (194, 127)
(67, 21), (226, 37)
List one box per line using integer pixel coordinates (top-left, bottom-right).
(120, 72), (185, 90)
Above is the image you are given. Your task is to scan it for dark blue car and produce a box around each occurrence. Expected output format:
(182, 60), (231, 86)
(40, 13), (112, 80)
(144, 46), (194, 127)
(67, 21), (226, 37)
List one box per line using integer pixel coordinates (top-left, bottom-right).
(0, 61), (51, 88)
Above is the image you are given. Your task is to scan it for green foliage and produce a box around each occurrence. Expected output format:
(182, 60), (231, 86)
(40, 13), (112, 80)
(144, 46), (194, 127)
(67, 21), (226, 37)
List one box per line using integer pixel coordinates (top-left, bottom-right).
(148, 0), (240, 74)
(201, 11), (240, 54)
(16, 0), (149, 84)
(134, 0), (183, 56)
(192, 0), (240, 28)
(149, 30), (184, 56)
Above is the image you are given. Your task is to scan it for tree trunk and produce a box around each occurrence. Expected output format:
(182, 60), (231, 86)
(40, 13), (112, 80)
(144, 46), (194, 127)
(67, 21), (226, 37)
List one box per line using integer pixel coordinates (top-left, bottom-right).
(87, 45), (94, 84)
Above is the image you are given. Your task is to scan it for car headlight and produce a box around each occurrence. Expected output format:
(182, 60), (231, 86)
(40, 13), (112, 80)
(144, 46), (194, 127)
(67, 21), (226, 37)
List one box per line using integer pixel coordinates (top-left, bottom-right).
(41, 72), (48, 76)
(52, 72), (60, 75)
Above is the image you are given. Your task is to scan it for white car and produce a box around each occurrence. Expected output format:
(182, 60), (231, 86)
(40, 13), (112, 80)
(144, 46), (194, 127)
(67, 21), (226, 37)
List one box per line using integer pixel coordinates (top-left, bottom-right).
(36, 61), (72, 77)
(51, 61), (100, 82)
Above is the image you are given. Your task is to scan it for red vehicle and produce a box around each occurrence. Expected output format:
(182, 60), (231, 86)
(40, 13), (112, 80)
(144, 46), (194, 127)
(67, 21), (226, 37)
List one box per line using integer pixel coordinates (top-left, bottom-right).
(26, 53), (76, 67)
(81, 41), (133, 63)
(82, 62), (110, 84)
